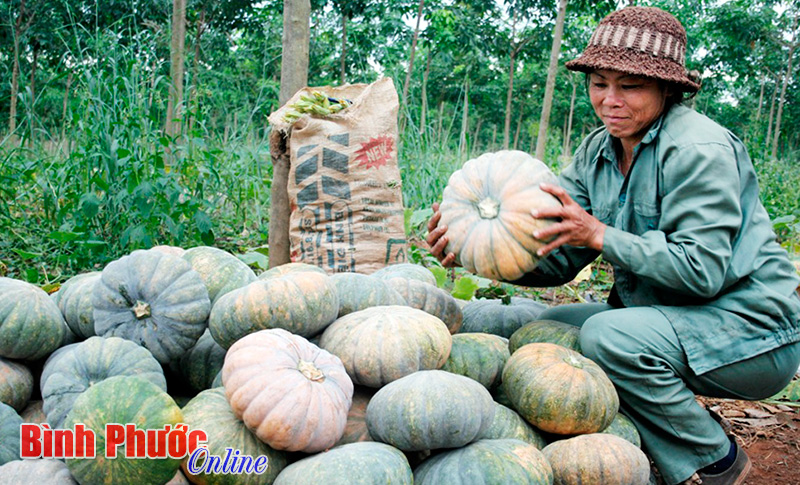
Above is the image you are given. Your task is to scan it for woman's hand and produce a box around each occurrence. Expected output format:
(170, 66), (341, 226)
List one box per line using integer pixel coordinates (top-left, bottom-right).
(532, 183), (606, 257)
(426, 202), (459, 267)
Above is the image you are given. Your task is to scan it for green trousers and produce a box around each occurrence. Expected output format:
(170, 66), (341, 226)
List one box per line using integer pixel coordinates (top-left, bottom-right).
(538, 303), (800, 485)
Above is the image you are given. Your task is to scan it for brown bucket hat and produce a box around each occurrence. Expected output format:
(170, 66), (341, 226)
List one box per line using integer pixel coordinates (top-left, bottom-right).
(566, 6), (700, 92)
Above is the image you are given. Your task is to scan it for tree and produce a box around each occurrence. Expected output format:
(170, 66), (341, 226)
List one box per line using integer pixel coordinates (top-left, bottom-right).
(771, 10), (798, 159)
(535, 0), (568, 161)
(166, 0), (187, 137)
(270, 0), (311, 268)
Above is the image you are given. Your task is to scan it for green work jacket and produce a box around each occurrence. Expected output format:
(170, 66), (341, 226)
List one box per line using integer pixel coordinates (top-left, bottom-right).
(513, 104), (800, 374)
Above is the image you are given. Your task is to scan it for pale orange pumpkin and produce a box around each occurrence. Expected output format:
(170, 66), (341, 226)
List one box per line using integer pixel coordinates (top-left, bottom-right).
(222, 328), (354, 453)
(439, 150), (561, 281)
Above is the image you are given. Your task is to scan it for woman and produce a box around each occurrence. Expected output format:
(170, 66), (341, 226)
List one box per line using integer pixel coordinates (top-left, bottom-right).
(427, 6), (800, 485)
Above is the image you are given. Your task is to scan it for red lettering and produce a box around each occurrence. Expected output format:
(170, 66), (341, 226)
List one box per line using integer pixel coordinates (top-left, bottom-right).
(187, 429), (208, 454)
(146, 428), (167, 458)
(20, 424), (42, 458)
(125, 424), (146, 458)
(105, 424), (125, 458)
(53, 429), (71, 458)
(74, 424), (96, 458)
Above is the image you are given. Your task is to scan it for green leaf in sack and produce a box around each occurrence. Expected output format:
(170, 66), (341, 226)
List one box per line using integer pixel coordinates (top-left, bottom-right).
(770, 379), (800, 402)
(452, 274), (480, 300)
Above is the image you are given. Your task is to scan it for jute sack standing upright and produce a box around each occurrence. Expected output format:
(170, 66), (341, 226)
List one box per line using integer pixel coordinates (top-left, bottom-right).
(267, 77), (407, 274)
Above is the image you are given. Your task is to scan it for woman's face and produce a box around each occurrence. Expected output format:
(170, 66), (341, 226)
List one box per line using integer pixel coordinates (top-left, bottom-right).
(588, 70), (670, 146)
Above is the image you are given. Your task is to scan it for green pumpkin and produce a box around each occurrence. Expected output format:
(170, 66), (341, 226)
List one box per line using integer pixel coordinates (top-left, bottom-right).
(460, 297), (547, 338)
(372, 263), (437, 286)
(414, 439), (553, 485)
(258, 262), (326, 279)
(20, 399), (47, 425)
(274, 442), (413, 485)
(64, 376), (184, 485)
(509, 320), (581, 354)
(477, 403), (547, 449)
(441, 333), (509, 389)
(385, 277), (463, 333)
(173, 329), (226, 392)
(93, 249), (211, 364)
(209, 270), (339, 348)
(330, 273), (406, 317)
(365, 370), (495, 451)
(0, 459), (76, 484)
(0, 357), (33, 412)
(542, 433), (650, 485)
(0, 402), (22, 465)
(41, 336), (167, 429)
(54, 272), (101, 339)
(0, 277), (66, 360)
(334, 386), (375, 447)
(601, 412), (642, 448)
(320, 306), (452, 388)
(182, 246), (257, 305)
(502, 343), (618, 435)
(180, 387), (288, 484)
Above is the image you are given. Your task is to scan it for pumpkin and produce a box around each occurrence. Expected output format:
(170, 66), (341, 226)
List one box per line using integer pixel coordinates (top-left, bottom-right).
(502, 343), (619, 435)
(174, 329), (226, 392)
(372, 263), (437, 286)
(542, 434), (650, 485)
(93, 249), (210, 364)
(54, 272), (101, 339)
(491, 378), (514, 408)
(0, 277), (66, 360)
(384, 277), (463, 333)
(0, 357), (33, 412)
(180, 387), (288, 484)
(41, 336), (167, 429)
(151, 245), (186, 257)
(329, 272), (406, 317)
(0, 402), (22, 465)
(438, 150), (561, 281)
(319, 306), (452, 388)
(365, 369), (495, 451)
(20, 399), (47, 425)
(440, 333), (509, 389)
(0, 459), (76, 484)
(334, 386), (375, 446)
(460, 297), (547, 338)
(601, 412), (642, 448)
(414, 439), (553, 485)
(477, 402), (547, 449)
(258, 262), (326, 279)
(64, 375), (184, 485)
(223, 328), (353, 453)
(209, 270), (339, 348)
(509, 320), (581, 354)
(274, 442), (413, 485)
(182, 246), (257, 305)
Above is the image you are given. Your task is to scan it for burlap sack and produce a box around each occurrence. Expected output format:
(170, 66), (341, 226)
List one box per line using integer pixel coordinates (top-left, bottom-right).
(268, 78), (408, 274)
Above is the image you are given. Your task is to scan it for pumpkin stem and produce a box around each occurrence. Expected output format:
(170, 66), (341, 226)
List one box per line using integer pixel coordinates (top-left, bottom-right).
(131, 300), (152, 320)
(477, 197), (500, 219)
(564, 354), (584, 369)
(298, 360), (326, 382)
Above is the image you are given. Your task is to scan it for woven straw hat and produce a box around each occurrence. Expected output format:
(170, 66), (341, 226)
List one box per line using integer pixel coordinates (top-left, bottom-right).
(566, 6), (700, 92)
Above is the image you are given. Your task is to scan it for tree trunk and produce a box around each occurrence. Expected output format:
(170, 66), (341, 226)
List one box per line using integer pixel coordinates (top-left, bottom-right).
(188, 8), (205, 133)
(271, 0), (311, 268)
(340, 13), (347, 85)
(460, 77), (469, 159)
(437, 100), (444, 143)
(400, 0), (425, 136)
(513, 110), (523, 150)
(472, 117), (483, 154)
(771, 17), (797, 160)
(564, 73), (577, 159)
(9, 0), (27, 139)
(61, 71), (73, 143)
(419, 47), (431, 134)
(166, 0), (187, 137)
(535, 0), (568, 161)
(765, 80), (777, 155)
(27, 42), (39, 145)
(503, 48), (516, 150)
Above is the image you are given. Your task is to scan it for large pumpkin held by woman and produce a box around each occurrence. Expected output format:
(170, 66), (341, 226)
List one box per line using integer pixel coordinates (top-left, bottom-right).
(438, 150), (561, 281)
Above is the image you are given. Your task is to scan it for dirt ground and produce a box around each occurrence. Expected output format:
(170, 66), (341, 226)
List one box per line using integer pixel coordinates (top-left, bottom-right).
(698, 396), (800, 485)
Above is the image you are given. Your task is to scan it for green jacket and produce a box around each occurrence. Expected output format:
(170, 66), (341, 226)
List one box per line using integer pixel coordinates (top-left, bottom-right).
(514, 104), (800, 374)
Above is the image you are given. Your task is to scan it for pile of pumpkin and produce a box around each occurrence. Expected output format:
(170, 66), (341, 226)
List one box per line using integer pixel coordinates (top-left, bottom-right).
(0, 245), (652, 484)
